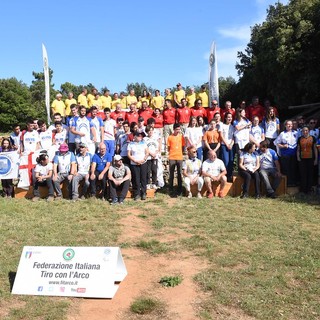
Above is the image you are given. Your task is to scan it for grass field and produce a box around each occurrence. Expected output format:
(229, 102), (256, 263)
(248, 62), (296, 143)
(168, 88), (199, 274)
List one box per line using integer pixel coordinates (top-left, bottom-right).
(0, 192), (319, 319)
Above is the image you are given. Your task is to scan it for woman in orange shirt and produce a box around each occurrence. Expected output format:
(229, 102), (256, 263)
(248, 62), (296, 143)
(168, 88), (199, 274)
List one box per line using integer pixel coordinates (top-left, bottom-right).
(203, 119), (220, 160)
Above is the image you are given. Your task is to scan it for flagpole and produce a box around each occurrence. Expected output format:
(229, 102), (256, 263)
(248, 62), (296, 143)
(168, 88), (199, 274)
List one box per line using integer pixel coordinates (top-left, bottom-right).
(208, 41), (219, 105)
(42, 44), (51, 124)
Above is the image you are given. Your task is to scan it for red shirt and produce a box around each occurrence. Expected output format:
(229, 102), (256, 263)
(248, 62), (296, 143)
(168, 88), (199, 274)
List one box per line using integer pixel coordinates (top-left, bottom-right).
(190, 106), (206, 119)
(138, 108), (153, 125)
(247, 104), (265, 122)
(163, 107), (176, 125)
(176, 107), (191, 124)
(125, 111), (139, 124)
(206, 107), (221, 122)
(221, 108), (236, 121)
(110, 110), (126, 121)
(152, 114), (164, 128)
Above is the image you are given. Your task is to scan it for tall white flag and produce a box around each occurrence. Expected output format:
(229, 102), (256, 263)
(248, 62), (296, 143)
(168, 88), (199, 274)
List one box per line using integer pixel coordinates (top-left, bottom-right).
(208, 41), (219, 105)
(42, 44), (51, 124)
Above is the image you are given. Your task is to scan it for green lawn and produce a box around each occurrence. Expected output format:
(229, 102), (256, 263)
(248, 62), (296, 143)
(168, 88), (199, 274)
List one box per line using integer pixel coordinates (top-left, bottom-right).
(0, 193), (319, 319)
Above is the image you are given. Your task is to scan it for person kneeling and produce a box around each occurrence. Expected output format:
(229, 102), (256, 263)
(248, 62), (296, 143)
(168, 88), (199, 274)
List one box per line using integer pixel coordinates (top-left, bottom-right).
(32, 153), (54, 201)
(202, 150), (227, 198)
(108, 155), (131, 205)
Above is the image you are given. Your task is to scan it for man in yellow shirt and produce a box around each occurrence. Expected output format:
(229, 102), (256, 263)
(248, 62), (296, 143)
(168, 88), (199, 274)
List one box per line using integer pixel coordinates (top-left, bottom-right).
(51, 93), (66, 118)
(151, 90), (164, 110)
(101, 89), (112, 109)
(174, 83), (185, 108)
(197, 85), (209, 108)
(126, 89), (138, 107)
(87, 88), (98, 107)
(65, 92), (77, 116)
(165, 88), (174, 105)
(77, 88), (88, 108)
(112, 92), (121, 110)
(186, 87), (196, 108)
(93, 93), (103, 110)
(120, 92), (127, 109)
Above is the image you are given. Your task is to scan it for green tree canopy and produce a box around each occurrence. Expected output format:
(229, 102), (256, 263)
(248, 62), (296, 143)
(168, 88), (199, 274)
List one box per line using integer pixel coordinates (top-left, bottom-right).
(235, 0), (320, 109)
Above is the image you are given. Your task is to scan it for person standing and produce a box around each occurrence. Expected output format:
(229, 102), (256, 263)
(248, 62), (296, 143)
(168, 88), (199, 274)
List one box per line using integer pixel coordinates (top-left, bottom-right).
(197, 85), (209, 108)
(51, 93), (66, 120)
(167, 123), (185, 196)
(0, 138), (15, 198)
(163, 99), (176, 154)
(297, 126), (318, 194)
(151, 89), (164, 110)
(127, 131), (149, 200)
(65, 92), (77, 117)
(186, 87), (196, 108)
(174, 83), (185, 108)
(77, 88), (88, 109)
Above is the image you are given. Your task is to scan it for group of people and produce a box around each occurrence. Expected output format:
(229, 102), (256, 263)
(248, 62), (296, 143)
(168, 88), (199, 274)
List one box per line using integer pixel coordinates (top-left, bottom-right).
(1, 84), (319, 201)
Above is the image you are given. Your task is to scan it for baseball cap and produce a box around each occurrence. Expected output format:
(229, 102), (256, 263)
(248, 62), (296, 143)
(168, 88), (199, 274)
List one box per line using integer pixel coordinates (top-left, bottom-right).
(114, 155), (122, 161)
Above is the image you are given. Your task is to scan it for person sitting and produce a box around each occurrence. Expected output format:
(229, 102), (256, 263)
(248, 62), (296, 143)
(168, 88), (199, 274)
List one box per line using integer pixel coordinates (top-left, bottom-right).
(108, 155), (131, 205)
(258, 140), (282, 198)
(72, 142), (93, 200)
(182, 146), (204, 198)
(238, 142), (261, 199)
(52, 143), (76, 200)
(32, 153), (54, 202)
(90, 142), (112, 200)
(201, 150), (227, 198)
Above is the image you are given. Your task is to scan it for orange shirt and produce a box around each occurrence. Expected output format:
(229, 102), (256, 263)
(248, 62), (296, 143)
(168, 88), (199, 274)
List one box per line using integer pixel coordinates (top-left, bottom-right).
(203, 129), (220, 144)
(167, 134), (185, 160)
(298, 135), (315, 159)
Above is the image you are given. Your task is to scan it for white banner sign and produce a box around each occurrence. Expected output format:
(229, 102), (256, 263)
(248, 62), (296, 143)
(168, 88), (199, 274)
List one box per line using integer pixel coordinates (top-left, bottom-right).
(0, 151), (19, 179)
(208, 41), (220, 105)
(12, 246), (127, 298)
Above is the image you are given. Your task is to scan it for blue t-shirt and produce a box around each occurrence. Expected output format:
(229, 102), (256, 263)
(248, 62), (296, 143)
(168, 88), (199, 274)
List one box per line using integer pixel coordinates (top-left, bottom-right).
(92, 152), (112, 173)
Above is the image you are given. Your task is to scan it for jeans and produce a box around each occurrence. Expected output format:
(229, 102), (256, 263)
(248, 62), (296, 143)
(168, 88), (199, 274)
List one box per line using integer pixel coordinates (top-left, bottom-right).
(259, 168), (281, 194)
(239, 169), (260, 196)
(220, 144), (234, 180)
(72, 173), (90, 199)
(90, 170), (108, 198)
(33, 178), (54, 197)
(53, 173), (72, 198)
(169, 160), (183, 192)
(131, 162), (148, 197)
(147, 159), (158, 185)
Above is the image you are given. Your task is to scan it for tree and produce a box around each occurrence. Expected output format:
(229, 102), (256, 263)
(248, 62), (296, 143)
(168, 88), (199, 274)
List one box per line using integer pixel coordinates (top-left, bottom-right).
(125, 82), (154, 97)
(235, 0), (320, 109)
(0, 78), (34, 131)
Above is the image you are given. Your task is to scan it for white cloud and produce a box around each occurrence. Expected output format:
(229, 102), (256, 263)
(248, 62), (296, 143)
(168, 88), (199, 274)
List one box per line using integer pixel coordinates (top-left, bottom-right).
(218, 26), (251, 41)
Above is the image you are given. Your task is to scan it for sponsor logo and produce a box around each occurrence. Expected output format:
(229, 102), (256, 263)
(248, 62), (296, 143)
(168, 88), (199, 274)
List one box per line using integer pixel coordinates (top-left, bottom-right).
(63, 248), (75, 261)
(38, 286), (43, 292)
(60, 287), (65, 292)
(25, 251), (32, 259)
(48, 287), (54, 292)
(77, 288), (86, 293)
(0, 155), (11, 175)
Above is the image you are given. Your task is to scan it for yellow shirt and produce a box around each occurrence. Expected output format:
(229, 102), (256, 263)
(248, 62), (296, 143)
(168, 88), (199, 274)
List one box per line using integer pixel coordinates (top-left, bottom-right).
(65, 98), (77, 116)
(51, 99), (66, 116)
(92, 98), (103, 110)
(165, 94), (174, 105)
(100, 95), (112, 109)
(126, 95), (138, 106)
(151, 96), (164, 110)
(77, 94), (88, 108)
(112, 98), (121, 110)
(120, 97), (127, 109)
(186, 93), (196, 108)
(141, 97), (151, 106)
(87, 93), (95, 107)
(174, 89), (185, 105)
(197, 91), (209, 108)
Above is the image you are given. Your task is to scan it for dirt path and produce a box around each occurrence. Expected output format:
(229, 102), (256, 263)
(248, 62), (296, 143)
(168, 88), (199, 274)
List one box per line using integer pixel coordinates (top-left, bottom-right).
(67, 203), (209, 320)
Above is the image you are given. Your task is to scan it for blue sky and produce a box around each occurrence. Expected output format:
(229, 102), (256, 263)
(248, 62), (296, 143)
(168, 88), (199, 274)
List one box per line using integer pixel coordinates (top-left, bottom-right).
(0, 0), (288, 94)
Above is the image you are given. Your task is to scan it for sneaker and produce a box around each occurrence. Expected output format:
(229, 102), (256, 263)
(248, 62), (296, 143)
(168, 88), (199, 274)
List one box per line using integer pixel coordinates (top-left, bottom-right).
(55, 196), (62, 201)
(119, 200), (124, 205)
(197, 192), (202, 198)
(146, 184), (151, 190)
(207, 192), (213, 199)
(266, 192), (277, 199)
(141, 193), (147, 200)
(151, 184), (158, 190)
(110, 199), (118, 205)
(218, 191), (224, 198)
(240, 193), (248, 199)
(134, 195), (140, 201)
(80, 195), (86, 200)
(32, 196), (40, 202)
(47, 196), (54, 202)
(255, 194), (261, 199)
(187, 191), (192, 198)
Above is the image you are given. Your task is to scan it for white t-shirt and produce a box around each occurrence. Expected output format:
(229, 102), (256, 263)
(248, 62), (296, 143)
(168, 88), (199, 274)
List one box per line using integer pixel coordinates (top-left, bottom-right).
(22, 130), (40, 153)
(39, 130), (53, 150)
(34, 162), (53, 176)
(127, 140), (148, 165)
(103, 118), (117, 141)
(184, 127), (203, 148)
(144, 136), (159, 160)
(202, 158), (226, 177)
(219, 123), (235, 145)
